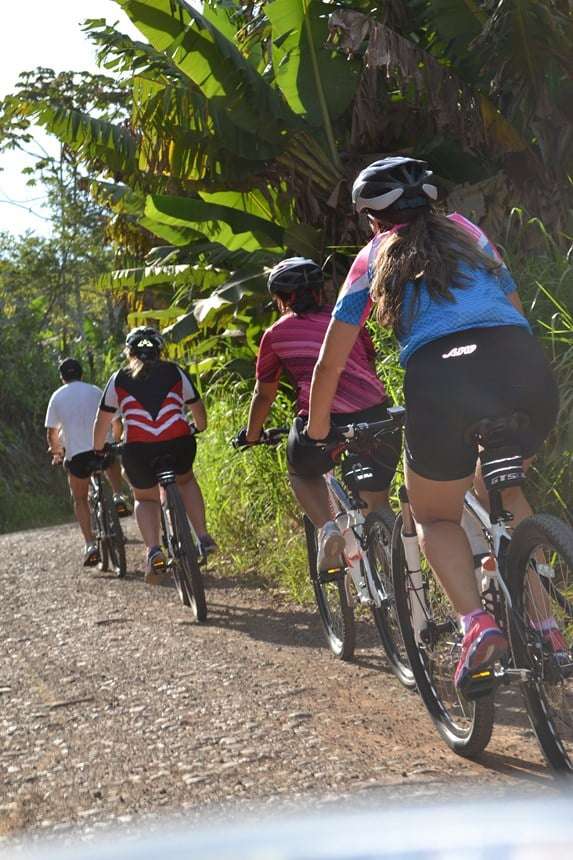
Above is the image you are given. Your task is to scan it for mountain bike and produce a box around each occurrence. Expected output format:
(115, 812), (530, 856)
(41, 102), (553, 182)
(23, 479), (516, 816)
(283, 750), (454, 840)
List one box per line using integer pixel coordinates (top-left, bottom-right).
(234, 415), (413, 688)
(88, 453), (126, 578)
(158, 455), (207, 621)
(392, 410), (573, 769)
(108, 444), (207, 620)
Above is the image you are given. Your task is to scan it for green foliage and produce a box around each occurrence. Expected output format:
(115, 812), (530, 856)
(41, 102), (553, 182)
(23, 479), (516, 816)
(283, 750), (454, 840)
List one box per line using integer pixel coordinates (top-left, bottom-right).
(195, 384), (310, 602)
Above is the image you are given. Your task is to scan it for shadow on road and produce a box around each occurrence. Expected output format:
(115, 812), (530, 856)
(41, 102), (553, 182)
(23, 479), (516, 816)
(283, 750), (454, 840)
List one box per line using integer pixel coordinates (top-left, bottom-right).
(477, 749), (557, 785)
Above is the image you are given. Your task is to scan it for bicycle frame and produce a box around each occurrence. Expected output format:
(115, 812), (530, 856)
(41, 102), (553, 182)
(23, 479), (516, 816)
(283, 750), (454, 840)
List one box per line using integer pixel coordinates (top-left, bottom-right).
(324, 472), (387, 610)
(397, 485), (518, 647)
(462, 490), (514, 610)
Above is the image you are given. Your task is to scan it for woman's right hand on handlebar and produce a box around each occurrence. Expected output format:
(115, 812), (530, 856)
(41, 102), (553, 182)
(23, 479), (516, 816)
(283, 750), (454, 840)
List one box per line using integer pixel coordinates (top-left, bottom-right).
(232, 428), (262, 449)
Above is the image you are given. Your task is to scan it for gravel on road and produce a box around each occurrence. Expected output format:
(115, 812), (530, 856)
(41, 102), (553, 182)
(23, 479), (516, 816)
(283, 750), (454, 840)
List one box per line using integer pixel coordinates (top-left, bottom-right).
(0, 520), (556, 844)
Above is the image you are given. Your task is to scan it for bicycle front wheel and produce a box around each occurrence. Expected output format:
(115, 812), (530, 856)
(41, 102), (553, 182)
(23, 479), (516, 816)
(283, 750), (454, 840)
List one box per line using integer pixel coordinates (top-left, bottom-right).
(366, 509), (414, 689)
(392, 513), (494, 757)
(167, 484), (207, 622)
(304, 515), (355, 660)
(507, 513), (573, 771)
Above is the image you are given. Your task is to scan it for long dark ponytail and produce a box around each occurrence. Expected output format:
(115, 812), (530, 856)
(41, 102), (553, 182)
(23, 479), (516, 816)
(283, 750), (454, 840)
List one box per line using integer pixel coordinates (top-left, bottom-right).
(370, 212), (502, 333)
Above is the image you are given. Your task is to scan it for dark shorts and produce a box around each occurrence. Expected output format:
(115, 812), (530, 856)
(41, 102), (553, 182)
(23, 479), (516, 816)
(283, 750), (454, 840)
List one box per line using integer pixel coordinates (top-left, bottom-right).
(404, 326), (559, 482)
(64, 450), (100, 480)
(122, 435), (197, 490)
(287, 402), (402, 491)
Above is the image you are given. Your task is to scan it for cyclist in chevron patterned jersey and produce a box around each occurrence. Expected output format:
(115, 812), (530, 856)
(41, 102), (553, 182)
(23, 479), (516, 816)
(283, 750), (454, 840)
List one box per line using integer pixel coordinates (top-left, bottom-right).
(235, 257), (400, 573)
(93, 327), (216, 580)
(305, 157), (561, 691)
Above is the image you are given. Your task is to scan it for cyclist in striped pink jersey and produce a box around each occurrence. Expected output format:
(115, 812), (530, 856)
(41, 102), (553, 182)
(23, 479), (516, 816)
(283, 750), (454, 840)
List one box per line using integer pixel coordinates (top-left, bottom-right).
(237, 257), (400, 573)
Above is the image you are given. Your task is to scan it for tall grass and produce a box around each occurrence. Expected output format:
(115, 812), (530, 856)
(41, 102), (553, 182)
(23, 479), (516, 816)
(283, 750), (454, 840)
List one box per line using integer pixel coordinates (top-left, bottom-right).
(194, 381), (311, 601)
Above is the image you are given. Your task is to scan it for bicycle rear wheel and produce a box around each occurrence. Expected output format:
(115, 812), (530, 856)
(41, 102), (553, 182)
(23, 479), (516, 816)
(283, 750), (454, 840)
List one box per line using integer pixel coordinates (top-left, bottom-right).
(507, 513), (573, 771)
(304, 515), (355, 660)
(392, 513), (494, 757)
(101, 484), (126, 578)
(167, 484), (207, 621)
(89, 484), (109, 572)
(366, 509), (414, 689)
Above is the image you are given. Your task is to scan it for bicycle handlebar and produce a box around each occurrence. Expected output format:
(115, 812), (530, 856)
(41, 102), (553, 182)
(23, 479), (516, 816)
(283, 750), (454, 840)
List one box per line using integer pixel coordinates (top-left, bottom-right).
(331, 406), (406, 443)
(232, 427), (289, 450)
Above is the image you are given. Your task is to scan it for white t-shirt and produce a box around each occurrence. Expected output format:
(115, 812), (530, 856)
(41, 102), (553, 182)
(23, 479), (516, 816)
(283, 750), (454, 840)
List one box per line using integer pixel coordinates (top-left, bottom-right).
(45, 381), (103, 460)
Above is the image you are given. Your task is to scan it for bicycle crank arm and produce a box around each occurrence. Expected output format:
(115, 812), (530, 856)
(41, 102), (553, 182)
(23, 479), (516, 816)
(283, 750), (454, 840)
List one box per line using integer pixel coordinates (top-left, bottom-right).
(498, 667), (533, 684)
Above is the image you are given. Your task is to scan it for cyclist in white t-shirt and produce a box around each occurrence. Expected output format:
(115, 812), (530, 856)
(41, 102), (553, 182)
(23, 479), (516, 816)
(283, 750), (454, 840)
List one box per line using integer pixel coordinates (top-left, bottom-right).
(45, 358), (130, 566)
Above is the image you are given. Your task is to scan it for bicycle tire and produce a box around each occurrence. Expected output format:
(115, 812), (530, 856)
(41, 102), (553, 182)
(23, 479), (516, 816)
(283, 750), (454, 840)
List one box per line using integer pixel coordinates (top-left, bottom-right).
(101, 483), (126, 578)
(303, 515), (355, 660)
(366, 509), (415, 689)
(167, 484), (207, 622)
(506, 513), (573, 772)
(89, 485), (109, 572)
(392, 512), (494, 757)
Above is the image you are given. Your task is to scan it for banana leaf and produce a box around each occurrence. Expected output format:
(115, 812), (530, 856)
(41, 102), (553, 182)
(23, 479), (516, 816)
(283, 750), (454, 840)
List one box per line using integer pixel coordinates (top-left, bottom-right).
(144, 193), (285, 252)
(266, 0), (359, 125)
(114, 0), (298, 143)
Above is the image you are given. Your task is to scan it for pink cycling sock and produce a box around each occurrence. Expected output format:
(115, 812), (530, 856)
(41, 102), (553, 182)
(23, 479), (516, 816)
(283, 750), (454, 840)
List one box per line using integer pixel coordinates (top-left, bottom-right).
(460, 609), (488, 635)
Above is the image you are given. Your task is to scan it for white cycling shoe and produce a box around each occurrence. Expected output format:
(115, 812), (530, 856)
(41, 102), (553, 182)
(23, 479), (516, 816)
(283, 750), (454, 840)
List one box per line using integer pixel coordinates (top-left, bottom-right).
(316, 520), (345, 573)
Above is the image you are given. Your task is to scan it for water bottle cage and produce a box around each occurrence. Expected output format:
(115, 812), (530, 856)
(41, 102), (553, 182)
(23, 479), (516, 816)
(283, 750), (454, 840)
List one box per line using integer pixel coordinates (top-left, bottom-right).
(480, 447), (525, 492)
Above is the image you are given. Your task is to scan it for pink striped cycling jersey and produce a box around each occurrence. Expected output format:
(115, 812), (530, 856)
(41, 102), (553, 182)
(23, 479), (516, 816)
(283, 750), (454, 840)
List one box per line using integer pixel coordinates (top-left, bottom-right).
(255, 306), (387, 415)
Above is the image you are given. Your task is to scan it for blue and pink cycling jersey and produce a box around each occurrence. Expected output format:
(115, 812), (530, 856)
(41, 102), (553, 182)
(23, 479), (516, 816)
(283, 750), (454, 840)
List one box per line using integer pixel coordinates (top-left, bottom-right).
(333, 212), (530, 366)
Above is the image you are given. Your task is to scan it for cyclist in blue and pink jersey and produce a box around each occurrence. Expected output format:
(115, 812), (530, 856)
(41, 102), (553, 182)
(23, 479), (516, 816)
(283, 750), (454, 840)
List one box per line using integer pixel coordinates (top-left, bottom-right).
(235, 257), (401, 573)
(305, 157), (560, 693)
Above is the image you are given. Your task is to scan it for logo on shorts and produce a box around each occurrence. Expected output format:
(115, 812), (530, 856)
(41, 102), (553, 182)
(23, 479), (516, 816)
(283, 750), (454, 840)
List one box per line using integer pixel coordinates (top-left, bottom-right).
(442, 344), (477, 359)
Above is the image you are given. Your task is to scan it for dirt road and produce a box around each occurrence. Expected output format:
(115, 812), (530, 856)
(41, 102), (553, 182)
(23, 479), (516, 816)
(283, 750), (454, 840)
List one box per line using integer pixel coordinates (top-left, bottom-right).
(0, 520), (557, 842)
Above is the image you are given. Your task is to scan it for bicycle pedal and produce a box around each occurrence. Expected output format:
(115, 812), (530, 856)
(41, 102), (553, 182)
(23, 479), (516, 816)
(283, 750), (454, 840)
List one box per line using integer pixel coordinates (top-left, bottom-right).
(459, 667), (497, 700)
(317, 568), (345, 584)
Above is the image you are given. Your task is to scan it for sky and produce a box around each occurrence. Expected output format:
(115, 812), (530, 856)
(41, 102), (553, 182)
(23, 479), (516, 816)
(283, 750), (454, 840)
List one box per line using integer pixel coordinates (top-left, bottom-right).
(0, 1), (141, 238)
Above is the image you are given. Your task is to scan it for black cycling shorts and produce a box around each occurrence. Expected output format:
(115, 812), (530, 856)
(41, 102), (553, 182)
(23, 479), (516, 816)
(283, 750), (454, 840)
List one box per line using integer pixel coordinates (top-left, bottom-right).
(65, 450), (100, 480)
(121, 435), (197, 490)
(404, 325), (559, 482)
(287, 401), (402, 491)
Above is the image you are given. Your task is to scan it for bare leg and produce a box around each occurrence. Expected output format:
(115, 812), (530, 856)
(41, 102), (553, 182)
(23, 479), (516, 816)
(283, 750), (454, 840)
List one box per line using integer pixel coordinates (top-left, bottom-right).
(68, 474), (93, 544)
(133, 486), (161, 551)
(405, 463), (480, 616)
(177, 470), (208, 536)
(105, 461), (124, 495)
(288, 471), (334, 528)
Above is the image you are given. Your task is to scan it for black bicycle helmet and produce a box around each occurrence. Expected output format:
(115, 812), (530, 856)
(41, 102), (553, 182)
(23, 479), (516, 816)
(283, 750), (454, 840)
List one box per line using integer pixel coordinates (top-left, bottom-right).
(352, 157), (438, 217)
(125, 326), (165, 361)
(267, 257), (324, 296)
